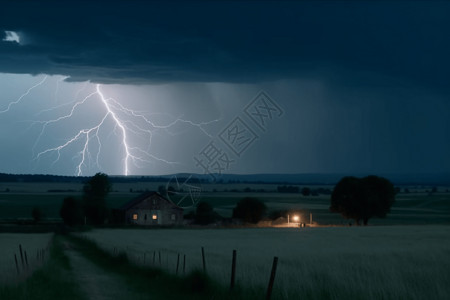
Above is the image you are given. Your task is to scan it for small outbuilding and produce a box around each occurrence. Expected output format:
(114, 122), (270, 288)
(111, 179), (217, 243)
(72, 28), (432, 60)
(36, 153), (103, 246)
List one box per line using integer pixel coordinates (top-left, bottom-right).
(118, 191), (183, 226)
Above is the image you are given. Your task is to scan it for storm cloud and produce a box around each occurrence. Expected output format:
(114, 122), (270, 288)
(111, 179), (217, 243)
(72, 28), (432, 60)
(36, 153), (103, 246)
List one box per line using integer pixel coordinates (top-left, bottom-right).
(0, 1), (449, 177)
(1, 1), (449, 90)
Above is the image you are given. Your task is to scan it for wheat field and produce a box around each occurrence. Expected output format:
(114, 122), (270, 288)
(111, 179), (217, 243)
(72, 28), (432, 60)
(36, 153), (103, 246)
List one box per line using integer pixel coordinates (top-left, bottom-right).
(0, 233), (53, 284)
(82, 226), (450, 299)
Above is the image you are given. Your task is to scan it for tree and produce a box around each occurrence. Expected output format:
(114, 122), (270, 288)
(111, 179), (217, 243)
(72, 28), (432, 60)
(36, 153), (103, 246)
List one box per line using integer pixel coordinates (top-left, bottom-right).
(232, 197), (267, 224)
(195, 201), (217, 225)
(277, 185), (299, 193)
(60, 196), (84, 226)
(330, 175), (395, 225)
(167, 186), (176, 196)
(301, 187), (311, 196)
(158, 185), (167, 196)
(31, 207), (43, 223)
(83, 173), (111, 225)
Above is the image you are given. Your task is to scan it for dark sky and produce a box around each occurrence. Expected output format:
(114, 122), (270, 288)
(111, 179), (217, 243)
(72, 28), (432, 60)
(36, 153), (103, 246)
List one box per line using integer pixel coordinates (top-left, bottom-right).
(0, 0), (449, 176)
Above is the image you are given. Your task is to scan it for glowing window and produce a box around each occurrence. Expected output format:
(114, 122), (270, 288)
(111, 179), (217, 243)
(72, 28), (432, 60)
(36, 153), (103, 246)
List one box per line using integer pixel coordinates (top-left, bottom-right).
(152, 214), (158, 220)
(132, 214), (138, 220)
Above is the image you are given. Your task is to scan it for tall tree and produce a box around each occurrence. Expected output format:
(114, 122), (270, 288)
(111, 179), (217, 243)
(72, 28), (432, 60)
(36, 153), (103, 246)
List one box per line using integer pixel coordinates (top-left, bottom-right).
(83, 173), (111, 225)
(330, 175), (395, 225)
(60, 196), (84, 226)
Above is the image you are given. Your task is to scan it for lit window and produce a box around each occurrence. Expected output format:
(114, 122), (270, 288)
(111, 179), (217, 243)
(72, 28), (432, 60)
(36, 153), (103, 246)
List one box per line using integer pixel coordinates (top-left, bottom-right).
(152, 214), (157, 220)
(132, 214), (138, 220)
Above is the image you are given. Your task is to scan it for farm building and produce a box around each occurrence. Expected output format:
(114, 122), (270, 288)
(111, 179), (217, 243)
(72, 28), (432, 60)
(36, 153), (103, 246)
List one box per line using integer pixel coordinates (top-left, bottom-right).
(117, 192), (183, 226)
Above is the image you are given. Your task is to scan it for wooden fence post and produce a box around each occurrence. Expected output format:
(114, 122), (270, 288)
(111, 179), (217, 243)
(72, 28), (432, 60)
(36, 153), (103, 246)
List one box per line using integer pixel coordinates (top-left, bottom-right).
(266, 256), (279, 300)
(230, 249), (237, 290)
(158, 251), (161, 266)
(19, 244), (25, 270)
(14, 254), (19, 275)
(24, 251), (29, 269)
(176, 253), (180, 274)
(201, 247), (206, 273)
(183, 254), (186, 274)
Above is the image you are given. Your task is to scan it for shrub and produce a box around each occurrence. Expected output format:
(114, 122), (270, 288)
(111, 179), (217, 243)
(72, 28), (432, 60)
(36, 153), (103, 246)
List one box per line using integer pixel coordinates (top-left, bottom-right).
(232, 197), (266, 224)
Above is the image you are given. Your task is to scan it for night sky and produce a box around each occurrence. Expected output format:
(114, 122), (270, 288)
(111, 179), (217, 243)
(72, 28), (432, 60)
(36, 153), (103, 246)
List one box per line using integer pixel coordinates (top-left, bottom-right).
(0, 0), (449, 176)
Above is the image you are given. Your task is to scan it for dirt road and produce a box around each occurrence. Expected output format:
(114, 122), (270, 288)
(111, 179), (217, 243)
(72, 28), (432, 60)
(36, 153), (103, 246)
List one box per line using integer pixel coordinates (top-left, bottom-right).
(63, 242), (150, 300)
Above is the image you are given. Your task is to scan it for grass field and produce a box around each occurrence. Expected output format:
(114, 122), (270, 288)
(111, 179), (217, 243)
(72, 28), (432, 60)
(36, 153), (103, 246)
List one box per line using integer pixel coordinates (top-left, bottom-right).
(0, 233), (53, 284)
(0, 235), (88, 300)
(0, 181), (449, 299)
(1, 234), (254, 300)
(81, 226), (450, 300)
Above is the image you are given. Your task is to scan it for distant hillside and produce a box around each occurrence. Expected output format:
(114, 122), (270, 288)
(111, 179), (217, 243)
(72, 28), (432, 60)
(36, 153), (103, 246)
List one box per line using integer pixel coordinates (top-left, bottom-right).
(206, 173), (450, 186)
(0, 172), (449, 186)
(0, 173), (87, 183)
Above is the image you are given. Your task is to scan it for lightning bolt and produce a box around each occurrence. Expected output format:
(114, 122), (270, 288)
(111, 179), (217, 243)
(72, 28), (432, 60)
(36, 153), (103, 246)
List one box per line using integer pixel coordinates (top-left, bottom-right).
(0, 76), (48, 113)
(96, 85), (132, 175)
(15, 79), (220, 176)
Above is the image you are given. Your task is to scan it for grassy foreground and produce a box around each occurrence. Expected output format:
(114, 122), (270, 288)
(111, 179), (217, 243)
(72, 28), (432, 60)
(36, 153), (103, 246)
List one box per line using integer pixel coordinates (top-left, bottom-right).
(1, 233), (259, 300)
(0, 233), (53, 284)
(0, 236), (86, 300)
(65, 234), (258, 300)
(84, 226), (450, 300)
(2, 227), (449, 299)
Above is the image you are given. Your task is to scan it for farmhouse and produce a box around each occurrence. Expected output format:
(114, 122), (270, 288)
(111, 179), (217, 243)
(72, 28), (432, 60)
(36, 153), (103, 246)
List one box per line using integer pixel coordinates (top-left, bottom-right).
(118, 191), (183, 226)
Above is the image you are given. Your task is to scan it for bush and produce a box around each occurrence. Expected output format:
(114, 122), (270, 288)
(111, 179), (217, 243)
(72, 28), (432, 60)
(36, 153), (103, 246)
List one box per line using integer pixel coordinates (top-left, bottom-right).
(301, 187), (311, 196)
(195, 202), (216, 225)
(232, 197), (266, 224)
(31, 207), (43, 223)
(195, 202), (223, 225)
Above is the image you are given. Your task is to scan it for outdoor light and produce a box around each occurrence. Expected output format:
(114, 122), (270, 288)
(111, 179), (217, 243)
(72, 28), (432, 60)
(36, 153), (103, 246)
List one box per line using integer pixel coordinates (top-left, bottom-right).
(293, 215), (299, 222)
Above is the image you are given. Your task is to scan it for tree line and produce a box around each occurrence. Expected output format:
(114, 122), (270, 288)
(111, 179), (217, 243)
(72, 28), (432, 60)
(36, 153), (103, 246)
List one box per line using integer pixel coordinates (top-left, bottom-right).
(58, 173), (396, 227)
(194, 175), (396, 226)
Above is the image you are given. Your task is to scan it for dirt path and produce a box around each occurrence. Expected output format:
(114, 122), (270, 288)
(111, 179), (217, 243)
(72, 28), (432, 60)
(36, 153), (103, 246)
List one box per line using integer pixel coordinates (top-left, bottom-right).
(63, 242), (149, 300)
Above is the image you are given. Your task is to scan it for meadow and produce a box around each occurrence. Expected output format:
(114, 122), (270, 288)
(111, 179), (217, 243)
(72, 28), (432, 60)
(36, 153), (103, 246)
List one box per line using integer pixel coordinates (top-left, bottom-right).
(1, 181), (450, 299)
(0, 233), (53, 284)
(83, 226), (450, 300)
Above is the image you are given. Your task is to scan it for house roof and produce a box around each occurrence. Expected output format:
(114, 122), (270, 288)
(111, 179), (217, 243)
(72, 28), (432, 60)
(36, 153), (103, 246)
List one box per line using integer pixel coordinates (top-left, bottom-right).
(119, 191), (183, 211)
